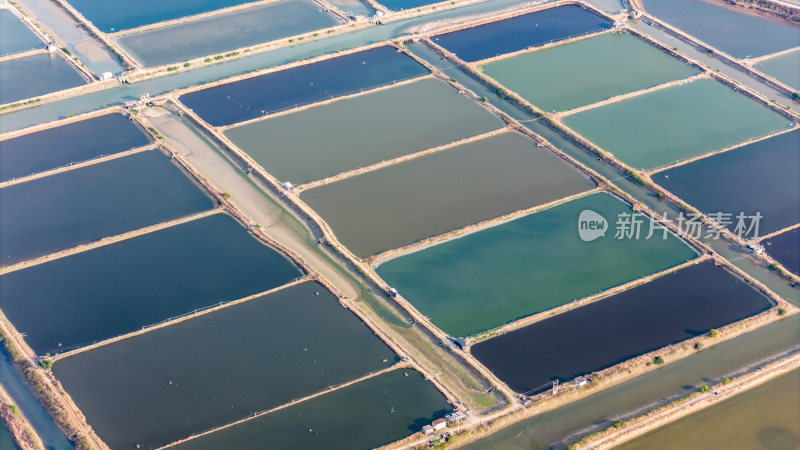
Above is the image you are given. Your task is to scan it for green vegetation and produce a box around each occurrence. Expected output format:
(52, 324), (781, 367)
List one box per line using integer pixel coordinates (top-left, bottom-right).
(167, 66), (178, 71)
(9, 405), (19, 415)
(0, 98), (41, 112)
(624, 169), (648, 186)
(613, 420), (626, 428)
(769, 262), (779, 271)
(709, 328), (720, 338)
(107, 45), (125, 62)
(62, 47), (72, 56)
(778, 308), (787, 316)
(480, 96), (488, 103)
(184, 62), (191, 67)
(654, 355), (665, 365)
(694, 341), (703, 350)
(298, 36), (305, 41)
(656, 191), (665, 200)
(204, 57), (212, 62)
(792, 92), (799, 101)
(496, 87), (505, 97)
(722, 377), (731, 385)
(39, 358), (52, 370)
(214, 55), (224, 60)
(147, 127), (165, 140)
(699, 384), (710, 392)
(224, 51), (240, 57)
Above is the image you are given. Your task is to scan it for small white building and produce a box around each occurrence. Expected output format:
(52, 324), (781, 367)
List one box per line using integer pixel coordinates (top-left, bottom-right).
(422, 425), (434, 435)
(432, 418), (447, 431)
(747, 243), (765, 255)
(574, 376), (588, 387)
(47, 44), (58, 53)
(101, 72), (114, 80)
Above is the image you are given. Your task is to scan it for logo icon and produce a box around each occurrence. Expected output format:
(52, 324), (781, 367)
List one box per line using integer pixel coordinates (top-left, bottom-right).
(578, 210), (607, 242)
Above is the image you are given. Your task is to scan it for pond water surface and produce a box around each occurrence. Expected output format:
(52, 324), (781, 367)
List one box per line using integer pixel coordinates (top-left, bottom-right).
(0, 113), (150, 182)
(0, 149), (214, 265)
(431, 4), (611, 62)
(175, 369), (449, 450)
(53, 281), (396, 449)
(0, 213), (301, 354)
(180, 45), (429, 126)
(472, 261), (774, 392)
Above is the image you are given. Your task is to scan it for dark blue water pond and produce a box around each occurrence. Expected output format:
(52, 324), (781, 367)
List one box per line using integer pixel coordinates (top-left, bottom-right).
(764, 228), (800, 276)
(653, 130), (800, 237)
(472, 262), (773, 393)
(179, 46), (430, 126)
(174, 369), (450, 450)
(0, 53), (86, 105)
(67, 0), (261, 32)
(53, 281), (395, 449)
(0, 213), (302, 355)
(0, 149), (214, 265)
(0, 113), (150, 182)
(431, 4), (612, 62)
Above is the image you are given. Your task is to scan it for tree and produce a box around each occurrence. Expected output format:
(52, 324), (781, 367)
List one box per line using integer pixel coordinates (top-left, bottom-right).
(654, 356), (665, 365)
(709, 329), (720, 338)
(700, 385), (710, 392)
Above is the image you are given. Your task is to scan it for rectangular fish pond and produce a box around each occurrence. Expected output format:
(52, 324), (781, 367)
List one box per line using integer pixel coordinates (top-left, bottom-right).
(431, 4), (612, 62)
(0, 53), (86, 105)
(0, 9), (44, 56)
(481, 32), (700, 112)
(763, 228), (800, 276)
(652, 130), (800, 236)
(562, 78), (793, 170)
(179, 45), (430, 126)
(642, 0), (800, 59)
(115, 0), (341, 67)
(376, 192), (698, 337)
(225, 77), (505, 185)
(64, 0), (262, 32)
(616, 368), (800, 450)
(471, 261), (774, 393)
(758, 50), (800, 90)
(0, 113), (150, 183)
(174, 369), (450, 450)
(0, 148), (214, 265)
(0, 213), (302, 355)
(52, 281), (397, 449)
(302, 131), (595, 257)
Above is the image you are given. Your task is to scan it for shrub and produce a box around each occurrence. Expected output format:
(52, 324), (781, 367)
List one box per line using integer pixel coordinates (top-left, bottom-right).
(699, 385), (710, 392)
(204, 58), (212, 62)
(39, 358), (52, 370)
(481, 96), (488, 103)
(613, 420), (625, 428)
(656, 192), (665, 200)
(10, 405), (18, 415)
(653, 356), (665, 365)
(778, 308), (787, 316)
(792, 92), (800, 101)
(167, 66), (178, 71)
(769, 263), (779, 271)
(214, 55), (224, 60)
(694, 342), (703, 350)
(722, 377), (731, 384)
(184, 62), (191, 67)
(709, 329), (720, 338)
